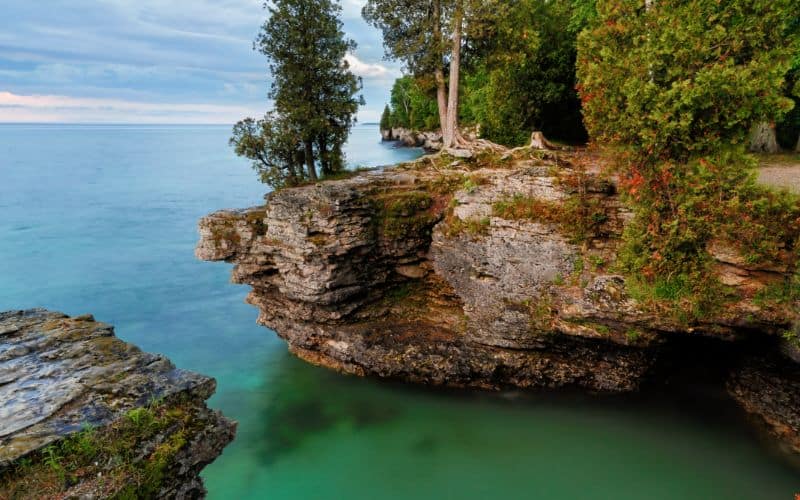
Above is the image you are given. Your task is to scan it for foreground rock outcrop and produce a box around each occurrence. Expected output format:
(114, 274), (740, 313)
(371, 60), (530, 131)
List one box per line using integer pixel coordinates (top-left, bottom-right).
(0, 309), (235, 498)
(197, 147), (800, 459)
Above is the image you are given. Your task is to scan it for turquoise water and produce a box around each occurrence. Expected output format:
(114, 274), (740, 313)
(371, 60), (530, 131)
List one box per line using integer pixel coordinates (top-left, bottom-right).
(1, 124), (797, 499)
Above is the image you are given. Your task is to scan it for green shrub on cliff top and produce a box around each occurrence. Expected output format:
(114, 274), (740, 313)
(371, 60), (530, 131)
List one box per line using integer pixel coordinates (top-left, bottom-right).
(577, 0), (800, 315)
(578, 0), (797, 161)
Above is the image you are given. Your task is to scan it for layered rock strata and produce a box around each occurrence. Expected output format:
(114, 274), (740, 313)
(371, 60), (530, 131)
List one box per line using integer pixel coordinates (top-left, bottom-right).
(0, 309), (235, 498)
(197, 148), (799, 454)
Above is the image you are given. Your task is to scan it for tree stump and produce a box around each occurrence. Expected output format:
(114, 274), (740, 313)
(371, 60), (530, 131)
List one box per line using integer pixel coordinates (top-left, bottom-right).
(530, 131), (558, 150)
(748, 121), (780, 154)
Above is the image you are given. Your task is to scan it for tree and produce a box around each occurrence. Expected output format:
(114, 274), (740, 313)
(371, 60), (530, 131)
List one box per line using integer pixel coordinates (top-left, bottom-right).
(577, 0), (799, 305)
(777, 43), (800, 151)
(459, 0), (590, 146)
(384, 75), (439, 130)
(230, 114), (305, 189)
(233, 0), (362, 187)
(380, 105), (392, 131)
(363, 0), (504, 149)
(389, 76), (414, 128)
(578, 0), (796, 163)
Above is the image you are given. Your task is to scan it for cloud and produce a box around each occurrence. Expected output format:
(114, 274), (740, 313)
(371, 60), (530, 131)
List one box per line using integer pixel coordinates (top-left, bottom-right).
(0, 0), (397, 123)
(0, 91), (259, 124)
(344, 53), (395, 80)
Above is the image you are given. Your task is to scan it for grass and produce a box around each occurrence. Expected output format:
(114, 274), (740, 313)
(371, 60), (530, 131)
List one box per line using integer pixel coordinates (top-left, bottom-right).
(625, 328), (643, 343)
(445, 216), (491, 238)
(754, 273), (800, 307)
(373, 190), (438, 240)
(625, 272), (733, 325)
(0, 398), (203, 499)
(492, 193), (611, 244)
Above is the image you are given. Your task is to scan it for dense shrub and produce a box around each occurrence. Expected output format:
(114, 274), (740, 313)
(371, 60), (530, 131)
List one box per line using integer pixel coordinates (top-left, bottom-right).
(578, 0), (800, 314)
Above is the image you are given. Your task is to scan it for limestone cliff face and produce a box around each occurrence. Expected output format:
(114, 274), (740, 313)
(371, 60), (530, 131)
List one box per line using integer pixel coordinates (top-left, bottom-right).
(197, 149), (800, 452)
(0, 309), (235, 498)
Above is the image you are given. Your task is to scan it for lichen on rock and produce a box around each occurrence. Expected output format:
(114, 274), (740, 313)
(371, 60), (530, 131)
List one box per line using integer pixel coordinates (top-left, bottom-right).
(0, 309), (235, 498)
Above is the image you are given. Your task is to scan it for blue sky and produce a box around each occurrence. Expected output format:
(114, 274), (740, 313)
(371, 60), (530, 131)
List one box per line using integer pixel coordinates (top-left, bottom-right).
(0, 0), (400, 123)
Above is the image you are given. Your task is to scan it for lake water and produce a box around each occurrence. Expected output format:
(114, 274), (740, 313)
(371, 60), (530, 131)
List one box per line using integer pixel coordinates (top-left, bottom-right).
(1, 123), (798, 499)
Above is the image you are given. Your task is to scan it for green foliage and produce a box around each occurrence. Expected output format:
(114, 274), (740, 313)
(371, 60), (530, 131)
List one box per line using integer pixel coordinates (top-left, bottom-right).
(362, 0), (448, 78)
(42, 445), (63, 476)
(375, 191), (438, 239)
(578, 0), (797, 161)
(754, 273), (800, 307)
(446, 216), (491, 237)
(578, 0), (800, 317)
(378, 0), (592, 145)
(384, 76), (439, 131)
(230, 114), (306, 189)
(460, 0), (590, 145)
(233, 0), (363, 187)
(777, 57), (800, 149)
(380, 105), (392, 130)
(126, 407), (156, 432)
(625, 328), (642, 343)
(492, 192), (610, 244)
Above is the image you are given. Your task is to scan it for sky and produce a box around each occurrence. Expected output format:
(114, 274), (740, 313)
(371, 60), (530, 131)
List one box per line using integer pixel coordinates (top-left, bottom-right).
(0, 0), (401, 124)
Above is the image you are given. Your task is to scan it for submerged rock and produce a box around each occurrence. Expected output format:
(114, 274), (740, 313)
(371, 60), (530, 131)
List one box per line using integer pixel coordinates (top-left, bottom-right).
(0, 309), (235, 498)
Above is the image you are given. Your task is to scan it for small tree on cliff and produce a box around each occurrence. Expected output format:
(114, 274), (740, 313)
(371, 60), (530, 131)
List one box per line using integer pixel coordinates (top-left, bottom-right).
(380, 105), (392, 131)
(232, 0), (362, 186)
(363, 0), (504, 149)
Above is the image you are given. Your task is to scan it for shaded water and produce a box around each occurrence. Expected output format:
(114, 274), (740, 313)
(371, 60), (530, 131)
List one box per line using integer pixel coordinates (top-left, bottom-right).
(0, 124), (797, 499)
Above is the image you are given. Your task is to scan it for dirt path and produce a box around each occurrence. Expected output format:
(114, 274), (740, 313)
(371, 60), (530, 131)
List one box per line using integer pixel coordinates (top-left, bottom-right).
(757, 153), (800, 192)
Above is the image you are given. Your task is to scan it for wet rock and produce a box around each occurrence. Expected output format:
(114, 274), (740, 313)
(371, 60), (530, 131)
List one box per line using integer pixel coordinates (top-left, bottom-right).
(0, 309), (235, 498)
(728, 356), (800, 457)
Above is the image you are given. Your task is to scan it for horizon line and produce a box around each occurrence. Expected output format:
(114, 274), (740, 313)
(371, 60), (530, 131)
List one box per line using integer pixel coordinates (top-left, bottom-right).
(0, 121), (380, 126)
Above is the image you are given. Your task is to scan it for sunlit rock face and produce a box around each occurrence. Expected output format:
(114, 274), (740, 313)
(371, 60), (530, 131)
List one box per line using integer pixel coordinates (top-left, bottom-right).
(197, 149), (800, 456)
(0, 309), (235, 498)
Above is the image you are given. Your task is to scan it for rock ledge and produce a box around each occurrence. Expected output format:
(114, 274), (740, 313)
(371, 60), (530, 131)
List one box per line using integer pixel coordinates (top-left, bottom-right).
(0, 309), (235, 498)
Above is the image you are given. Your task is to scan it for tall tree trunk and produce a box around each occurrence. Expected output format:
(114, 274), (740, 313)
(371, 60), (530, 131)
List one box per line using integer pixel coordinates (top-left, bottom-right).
(443, 0), (463, 149)
(749, 121), (780, 154)
(432, 0), (448, 138)
(795, 133), (800, 153)
(287, 160), (299, 185)
(304, 141), (318, 181)
(318, 135), (330, 176)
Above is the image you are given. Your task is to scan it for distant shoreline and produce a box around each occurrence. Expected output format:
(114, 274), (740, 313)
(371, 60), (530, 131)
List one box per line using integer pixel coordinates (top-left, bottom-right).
(0, 122), (383, 127)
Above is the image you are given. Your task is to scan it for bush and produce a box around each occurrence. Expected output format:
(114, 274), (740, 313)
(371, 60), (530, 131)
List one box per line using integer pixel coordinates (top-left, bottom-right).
(578, 0), (800, 313)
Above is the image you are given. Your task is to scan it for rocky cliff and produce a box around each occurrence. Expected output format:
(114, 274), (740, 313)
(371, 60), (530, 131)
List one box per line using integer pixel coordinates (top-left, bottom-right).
(0, 309), (235, 498)
(380, 126), (480, 151)
(197, 147), (800, 458)
(380, 127), (442, 150)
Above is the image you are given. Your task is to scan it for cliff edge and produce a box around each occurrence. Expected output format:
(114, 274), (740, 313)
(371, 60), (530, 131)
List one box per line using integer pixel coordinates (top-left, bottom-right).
(197, 147), (800, 458)
(0, 309), (235, 498)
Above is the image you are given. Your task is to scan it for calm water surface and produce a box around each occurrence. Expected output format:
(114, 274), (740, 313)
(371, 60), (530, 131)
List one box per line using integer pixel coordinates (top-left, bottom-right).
(0, 124), (797, 499)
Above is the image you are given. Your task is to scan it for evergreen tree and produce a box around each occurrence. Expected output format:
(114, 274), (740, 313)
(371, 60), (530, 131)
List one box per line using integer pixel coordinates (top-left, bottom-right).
(232, 0), (362, 186)
(380, 105), (392, 131)
(577, 0), (800, 307)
